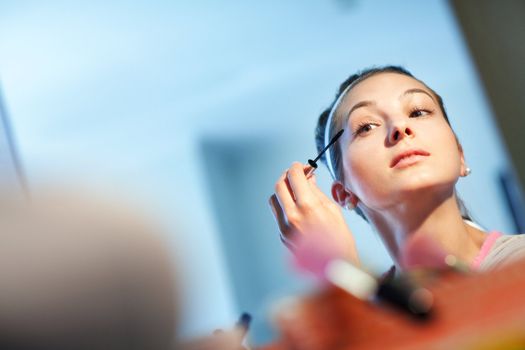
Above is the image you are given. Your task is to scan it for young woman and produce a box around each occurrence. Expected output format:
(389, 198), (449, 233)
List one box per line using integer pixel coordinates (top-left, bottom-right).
(270, 66), (525, 272)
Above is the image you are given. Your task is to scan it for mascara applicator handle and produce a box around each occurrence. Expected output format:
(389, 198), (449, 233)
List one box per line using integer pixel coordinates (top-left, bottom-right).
(305, 159), (318, 178)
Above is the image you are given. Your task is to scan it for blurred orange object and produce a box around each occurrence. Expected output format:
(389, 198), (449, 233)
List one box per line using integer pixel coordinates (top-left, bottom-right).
(260, 258), (525, 350)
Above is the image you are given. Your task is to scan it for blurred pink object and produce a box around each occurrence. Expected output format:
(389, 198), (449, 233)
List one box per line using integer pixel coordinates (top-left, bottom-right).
(292, 231), (349, 282)
(400, 234), (449, 270)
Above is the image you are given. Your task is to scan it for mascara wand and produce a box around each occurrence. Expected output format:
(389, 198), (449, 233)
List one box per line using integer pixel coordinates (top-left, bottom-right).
(306, 129), (344, 176)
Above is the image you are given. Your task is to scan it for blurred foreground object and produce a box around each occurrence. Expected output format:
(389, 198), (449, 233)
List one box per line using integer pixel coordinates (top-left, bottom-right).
(0, 189), (176, 350)
(262, 258), (525, 350)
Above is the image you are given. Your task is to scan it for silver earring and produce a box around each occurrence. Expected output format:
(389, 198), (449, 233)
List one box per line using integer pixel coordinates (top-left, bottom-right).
(464, 167), (471, 176)
(346, 201), (356, 211)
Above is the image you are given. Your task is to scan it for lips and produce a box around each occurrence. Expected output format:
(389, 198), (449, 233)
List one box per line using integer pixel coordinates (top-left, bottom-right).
(390, 149), (431, 168)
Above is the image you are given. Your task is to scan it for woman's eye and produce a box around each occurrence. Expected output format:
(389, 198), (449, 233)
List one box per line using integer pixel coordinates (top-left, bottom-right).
(409, 109), (430, 118)
(354, 123), (377, 136)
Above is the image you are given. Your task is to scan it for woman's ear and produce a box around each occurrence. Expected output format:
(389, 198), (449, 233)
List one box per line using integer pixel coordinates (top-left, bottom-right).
(331, 181), (358, 209)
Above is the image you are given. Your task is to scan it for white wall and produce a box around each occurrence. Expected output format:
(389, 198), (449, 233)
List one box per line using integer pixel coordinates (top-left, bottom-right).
(0, 0), (514, 341)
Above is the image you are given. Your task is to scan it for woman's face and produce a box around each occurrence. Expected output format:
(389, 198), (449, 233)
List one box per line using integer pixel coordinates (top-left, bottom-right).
(336, 72), (464, 211)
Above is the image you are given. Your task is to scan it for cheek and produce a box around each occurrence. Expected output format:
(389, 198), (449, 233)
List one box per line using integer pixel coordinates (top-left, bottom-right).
(342, 138), (392, 204)
(341, 122), (463, 207)
(427, 125), (463, 174)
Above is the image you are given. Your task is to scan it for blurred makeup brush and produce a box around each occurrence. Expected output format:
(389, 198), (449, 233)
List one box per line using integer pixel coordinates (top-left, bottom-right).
(292, 231), (433, 320)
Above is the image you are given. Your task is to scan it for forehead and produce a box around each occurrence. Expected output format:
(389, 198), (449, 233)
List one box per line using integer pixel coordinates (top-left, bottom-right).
(343, 72), (430, 105)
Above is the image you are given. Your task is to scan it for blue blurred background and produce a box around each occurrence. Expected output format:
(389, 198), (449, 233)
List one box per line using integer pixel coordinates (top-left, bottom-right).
(0, 0), (517, 344)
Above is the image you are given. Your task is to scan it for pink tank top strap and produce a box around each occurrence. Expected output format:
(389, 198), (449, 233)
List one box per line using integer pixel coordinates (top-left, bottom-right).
(471, 231), (503, 270)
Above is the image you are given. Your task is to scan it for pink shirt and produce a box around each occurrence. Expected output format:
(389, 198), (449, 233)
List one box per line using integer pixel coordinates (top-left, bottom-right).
(471, 231), (503, 270)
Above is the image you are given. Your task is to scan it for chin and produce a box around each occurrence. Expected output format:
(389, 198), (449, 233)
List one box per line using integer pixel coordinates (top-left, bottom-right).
(396, 162), (458, 182)
(393, 171), (458, 195)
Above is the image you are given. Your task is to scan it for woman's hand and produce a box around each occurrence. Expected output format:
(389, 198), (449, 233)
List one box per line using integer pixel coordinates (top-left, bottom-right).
(269, 162), (360, 266)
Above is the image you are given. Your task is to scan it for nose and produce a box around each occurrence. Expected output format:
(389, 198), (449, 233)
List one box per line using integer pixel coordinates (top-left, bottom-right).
(389, 121), (414, 144)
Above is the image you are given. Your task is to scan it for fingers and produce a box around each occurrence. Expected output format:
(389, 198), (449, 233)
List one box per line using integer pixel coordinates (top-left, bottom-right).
(269, 195), (286, 230)
(308, 177), (335, 207)
(270, 194), (298, 244)
(273, 171), (296, 213)
(274, 162), (319, 209)
(271, 162), (329, 222)
(280, 232), (297, 250)
(287, 162), (316, 206)
(304, 165), (316, 179)
(271, 162), (340, 247)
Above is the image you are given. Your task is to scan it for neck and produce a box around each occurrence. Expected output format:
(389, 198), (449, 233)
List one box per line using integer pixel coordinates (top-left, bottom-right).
(366, 189), (486, 269)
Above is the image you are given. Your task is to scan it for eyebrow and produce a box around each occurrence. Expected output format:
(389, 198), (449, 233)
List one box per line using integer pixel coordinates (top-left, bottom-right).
(401, 88), (436, 102)
(346, 100), (376, 120)
(346, 88), (436, 120)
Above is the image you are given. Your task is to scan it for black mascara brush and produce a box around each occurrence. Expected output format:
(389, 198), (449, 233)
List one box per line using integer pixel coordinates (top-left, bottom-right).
(306, 129), (344, 177)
